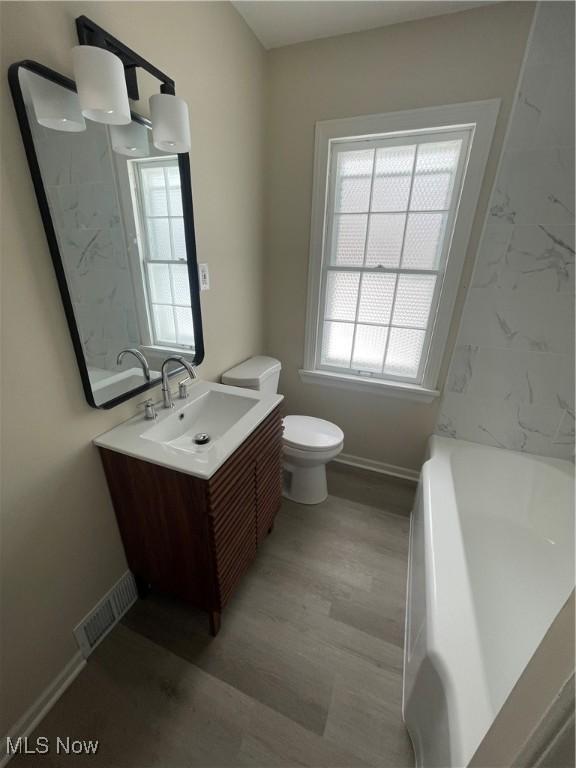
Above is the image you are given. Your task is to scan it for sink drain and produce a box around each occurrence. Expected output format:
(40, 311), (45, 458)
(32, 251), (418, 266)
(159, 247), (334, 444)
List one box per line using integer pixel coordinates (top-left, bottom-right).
(193, 432), (211, 445)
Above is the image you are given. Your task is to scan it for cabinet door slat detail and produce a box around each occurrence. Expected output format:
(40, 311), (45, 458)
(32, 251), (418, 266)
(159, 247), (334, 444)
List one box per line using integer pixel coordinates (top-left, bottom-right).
(99, 404), (283, 635)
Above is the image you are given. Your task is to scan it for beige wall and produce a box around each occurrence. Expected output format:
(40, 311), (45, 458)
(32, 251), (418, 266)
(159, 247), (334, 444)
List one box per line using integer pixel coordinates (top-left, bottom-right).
(264, 2), (535, 472)
(0, 0), (265, 732)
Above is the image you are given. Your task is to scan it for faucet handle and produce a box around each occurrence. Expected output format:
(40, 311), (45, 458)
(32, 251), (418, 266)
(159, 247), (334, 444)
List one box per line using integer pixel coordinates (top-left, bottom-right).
(138, 398), (158, 420)
(179, 378), (192, 399)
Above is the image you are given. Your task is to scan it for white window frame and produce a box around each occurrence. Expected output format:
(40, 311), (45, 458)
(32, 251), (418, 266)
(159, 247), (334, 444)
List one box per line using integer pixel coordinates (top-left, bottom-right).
(301, 100), (500, 402)
(128, 156), (195, 354)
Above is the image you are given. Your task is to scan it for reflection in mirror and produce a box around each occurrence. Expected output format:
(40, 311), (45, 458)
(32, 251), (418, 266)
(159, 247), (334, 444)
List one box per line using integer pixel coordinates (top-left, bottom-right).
(17, 66), (202, 407)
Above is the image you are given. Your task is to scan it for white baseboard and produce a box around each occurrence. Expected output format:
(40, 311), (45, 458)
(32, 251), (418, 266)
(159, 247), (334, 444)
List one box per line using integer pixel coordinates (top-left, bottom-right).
(0, 570), (137, 767)
(0, 652), (86, 767)
(333, 452), (420, 482)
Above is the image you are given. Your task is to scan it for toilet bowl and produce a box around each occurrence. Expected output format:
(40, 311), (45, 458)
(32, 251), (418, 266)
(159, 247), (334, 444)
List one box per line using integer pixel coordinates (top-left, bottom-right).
(282, 415), (343, 504)
(221, 357), (344, 505)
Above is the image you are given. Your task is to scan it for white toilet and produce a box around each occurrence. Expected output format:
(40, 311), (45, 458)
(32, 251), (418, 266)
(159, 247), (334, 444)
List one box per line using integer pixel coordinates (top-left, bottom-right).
(222, 356), (343, 505)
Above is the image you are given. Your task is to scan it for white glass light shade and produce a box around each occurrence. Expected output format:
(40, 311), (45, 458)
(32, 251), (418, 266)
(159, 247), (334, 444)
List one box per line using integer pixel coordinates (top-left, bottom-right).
(24, 70), (85, 132)
(110, 121), (150, 157)
(149, 93), (191, 153)
(72, 45), (131, 125)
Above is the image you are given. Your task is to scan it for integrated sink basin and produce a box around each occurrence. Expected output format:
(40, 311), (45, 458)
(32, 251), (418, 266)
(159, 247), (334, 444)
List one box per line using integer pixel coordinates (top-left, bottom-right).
(94, 380), (283, 479)
(143, 390), (258, 451)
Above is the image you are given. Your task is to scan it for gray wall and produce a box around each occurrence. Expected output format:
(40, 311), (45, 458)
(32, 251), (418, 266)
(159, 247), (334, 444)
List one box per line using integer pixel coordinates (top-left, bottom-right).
(436, 1), (575, 460)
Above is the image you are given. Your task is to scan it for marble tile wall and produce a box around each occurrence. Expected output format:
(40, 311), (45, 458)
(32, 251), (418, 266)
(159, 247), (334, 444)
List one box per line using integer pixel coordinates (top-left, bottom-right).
(28, 106), (141, 370)
(436, 1), (575, 460)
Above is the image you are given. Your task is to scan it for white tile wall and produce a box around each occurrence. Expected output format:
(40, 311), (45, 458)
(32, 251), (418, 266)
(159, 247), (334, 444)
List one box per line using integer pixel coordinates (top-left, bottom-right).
(31, 110), (141, 369)
(436, 1), (575, 460)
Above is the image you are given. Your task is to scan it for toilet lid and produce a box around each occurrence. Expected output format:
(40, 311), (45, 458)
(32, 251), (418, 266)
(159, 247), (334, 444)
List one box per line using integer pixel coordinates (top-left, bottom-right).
(283, 415), (344, 452)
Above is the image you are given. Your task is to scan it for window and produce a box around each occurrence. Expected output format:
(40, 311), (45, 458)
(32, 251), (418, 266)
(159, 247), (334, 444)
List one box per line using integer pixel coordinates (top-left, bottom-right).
(303, 102), (499, 400)
(322, 132), (468, 381)
(130, 157), (194, 350)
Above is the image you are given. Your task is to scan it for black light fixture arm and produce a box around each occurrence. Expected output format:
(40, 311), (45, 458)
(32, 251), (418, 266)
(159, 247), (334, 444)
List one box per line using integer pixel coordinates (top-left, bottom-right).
(75, 15), (175, 100)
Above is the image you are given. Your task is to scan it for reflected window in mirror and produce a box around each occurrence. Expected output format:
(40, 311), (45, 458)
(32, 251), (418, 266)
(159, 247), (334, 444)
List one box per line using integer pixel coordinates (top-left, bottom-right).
(127, 158), (194, 351)
(10, 62), (203, 408)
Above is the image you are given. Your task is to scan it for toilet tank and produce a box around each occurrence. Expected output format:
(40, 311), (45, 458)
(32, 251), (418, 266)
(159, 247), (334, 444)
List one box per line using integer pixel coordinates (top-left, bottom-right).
(221, 356), (281, 394)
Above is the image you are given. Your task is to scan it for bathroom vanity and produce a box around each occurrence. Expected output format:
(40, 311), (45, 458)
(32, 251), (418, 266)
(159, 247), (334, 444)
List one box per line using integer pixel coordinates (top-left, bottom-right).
(95, 382), (283, 635)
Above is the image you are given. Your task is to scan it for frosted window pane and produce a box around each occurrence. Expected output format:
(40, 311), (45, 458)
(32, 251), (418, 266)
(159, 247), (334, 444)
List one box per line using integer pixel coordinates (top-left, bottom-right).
(145, 189), (168, 218)
(365, 213), (405, 268)
(331, 214), (368, 266)
(411, 140), (461, 211)
(171, 218), (186, 260)
(392, 274), (436, 328)
(152, 305), (176, 343)
(357, 273), (396, 324)
(371, 145), (415, 212)
(335, 149), (374, 212)
(171, 264), (191, 306)
(147, 218), (172, 260)
(402, 213), (447, 269)
(384, 328), (425, 378)
(175, 306), (194, 346)
(142, 167), (168, 217)
(325, 272), (360, 321)
(321, 321), (353, 368)
(166, 165), (180, 184)
(352, 325), (388, 373)
(169, 186), (183, 217)
(142, 166), (165, 187)
(148, 263), (172, 303)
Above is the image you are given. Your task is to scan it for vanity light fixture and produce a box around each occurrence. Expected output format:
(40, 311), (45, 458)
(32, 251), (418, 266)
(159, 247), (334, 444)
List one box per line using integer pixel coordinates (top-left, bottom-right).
(24, 69), (86, 132)
(149, 93), (191, 154)
(72, 45), (131, 125)
(110, 121), (150, 157)
(72, 16), (191, 151)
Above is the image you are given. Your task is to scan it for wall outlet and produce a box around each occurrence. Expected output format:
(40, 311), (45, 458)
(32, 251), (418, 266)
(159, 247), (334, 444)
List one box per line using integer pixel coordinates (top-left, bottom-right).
(198, 263), (210, 291)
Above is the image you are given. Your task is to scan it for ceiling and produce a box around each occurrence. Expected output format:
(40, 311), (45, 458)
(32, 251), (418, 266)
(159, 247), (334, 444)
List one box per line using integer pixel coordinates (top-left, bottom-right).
(232, 1), (494, 50)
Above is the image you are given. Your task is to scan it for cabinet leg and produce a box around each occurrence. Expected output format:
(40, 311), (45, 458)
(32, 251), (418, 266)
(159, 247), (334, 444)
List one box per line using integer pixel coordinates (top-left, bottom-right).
(209, 611), (221, 636)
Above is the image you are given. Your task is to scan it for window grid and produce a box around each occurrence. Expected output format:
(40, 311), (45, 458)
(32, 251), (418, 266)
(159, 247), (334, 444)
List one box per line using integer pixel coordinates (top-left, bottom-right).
(348, 147), (377, 378)
(133, 159), (194, 349)
(379, 142), (419, 376)
(317, 130), (469, 384)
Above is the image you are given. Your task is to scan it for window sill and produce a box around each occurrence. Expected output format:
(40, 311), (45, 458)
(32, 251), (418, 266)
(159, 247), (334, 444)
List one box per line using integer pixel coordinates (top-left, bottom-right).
(142, 344), (196, 362)
(298, 369), (439, 403)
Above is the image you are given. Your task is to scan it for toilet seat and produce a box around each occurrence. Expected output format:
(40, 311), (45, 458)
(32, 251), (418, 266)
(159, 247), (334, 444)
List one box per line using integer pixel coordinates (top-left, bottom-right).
(283, 415), (344, 452)
(221, 357), (344, 505)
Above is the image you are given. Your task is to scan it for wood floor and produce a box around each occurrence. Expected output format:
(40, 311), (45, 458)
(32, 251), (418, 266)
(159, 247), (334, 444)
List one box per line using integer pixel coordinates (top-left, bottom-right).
(17, 465), (416, 768)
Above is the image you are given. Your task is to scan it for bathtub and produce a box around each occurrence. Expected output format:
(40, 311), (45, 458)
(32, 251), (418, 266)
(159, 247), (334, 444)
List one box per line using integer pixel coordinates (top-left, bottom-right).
(403, 436), (574, 767)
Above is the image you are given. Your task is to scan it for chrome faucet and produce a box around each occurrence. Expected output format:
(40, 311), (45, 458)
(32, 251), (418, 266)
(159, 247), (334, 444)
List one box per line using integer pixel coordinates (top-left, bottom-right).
(116, 348), (151, 381)
(161, 356), (198, 409)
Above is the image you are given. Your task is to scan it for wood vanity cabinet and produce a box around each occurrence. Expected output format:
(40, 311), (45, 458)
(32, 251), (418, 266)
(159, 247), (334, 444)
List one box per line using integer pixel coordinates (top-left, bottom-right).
(99, 405), (283, 635)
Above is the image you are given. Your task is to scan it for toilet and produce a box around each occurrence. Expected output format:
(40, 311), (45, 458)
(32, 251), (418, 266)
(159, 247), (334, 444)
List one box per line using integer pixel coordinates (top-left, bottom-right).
(222, 357), (343, 505)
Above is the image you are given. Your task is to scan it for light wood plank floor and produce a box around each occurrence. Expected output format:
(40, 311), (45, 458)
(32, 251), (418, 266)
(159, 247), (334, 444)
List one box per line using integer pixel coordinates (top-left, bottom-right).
(17, 467), (416, 767)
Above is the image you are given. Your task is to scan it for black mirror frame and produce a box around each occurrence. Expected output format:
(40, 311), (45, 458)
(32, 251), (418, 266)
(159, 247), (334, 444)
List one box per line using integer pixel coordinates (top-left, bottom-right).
(8, 59), (205, 409)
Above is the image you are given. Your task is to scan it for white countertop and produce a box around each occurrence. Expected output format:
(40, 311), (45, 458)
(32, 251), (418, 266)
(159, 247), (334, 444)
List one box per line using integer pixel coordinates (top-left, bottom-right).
(94, 380), (283, 480)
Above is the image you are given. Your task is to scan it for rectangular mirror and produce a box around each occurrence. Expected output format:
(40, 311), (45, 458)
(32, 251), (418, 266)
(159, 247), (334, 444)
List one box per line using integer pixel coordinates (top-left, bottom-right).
(9, 61), (204, 408)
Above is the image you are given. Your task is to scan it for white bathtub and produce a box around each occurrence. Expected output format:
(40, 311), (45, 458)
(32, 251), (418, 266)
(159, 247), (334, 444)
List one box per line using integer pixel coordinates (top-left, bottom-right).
(403, 436), (574, 767)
